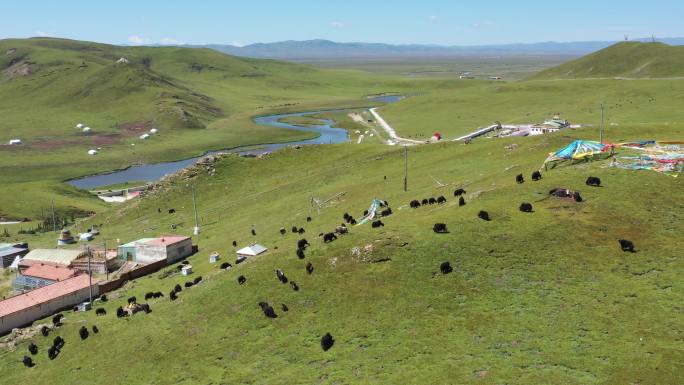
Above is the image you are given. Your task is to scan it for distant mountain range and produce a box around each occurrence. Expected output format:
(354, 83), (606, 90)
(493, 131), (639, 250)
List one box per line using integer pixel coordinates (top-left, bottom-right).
(192, 38), (684, 60)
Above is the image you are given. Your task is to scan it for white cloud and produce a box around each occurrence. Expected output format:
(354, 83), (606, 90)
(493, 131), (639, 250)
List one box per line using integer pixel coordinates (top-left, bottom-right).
(231, 41), (246, 47)
(159, 37), (185, 46)
(330, 21), (345, 28)
(35, 30), (52, 37)
(127, 35), (151, 45)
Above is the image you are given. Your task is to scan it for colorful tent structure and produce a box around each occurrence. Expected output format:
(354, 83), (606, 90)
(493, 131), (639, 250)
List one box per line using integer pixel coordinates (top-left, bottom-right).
(610, 141), (683, 177)
(357, 199), (386, 225)
(543, 140), (612, 169)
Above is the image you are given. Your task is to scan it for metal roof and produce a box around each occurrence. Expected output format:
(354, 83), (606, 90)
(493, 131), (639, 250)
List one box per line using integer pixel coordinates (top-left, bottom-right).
(21, 264), (78, 281)
(118, 236), (189, 248)
(0, 247), (27, 258)
(23, 249), (86, 266)
(236, 244), (268, 256)
(0, 274), (96, 318)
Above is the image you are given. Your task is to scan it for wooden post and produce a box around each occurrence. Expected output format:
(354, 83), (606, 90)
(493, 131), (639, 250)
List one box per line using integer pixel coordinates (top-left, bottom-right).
(403, 146), (408, 192)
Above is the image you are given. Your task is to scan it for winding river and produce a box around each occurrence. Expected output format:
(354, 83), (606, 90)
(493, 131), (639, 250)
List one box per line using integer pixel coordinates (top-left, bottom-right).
(67, 95), (402, 189)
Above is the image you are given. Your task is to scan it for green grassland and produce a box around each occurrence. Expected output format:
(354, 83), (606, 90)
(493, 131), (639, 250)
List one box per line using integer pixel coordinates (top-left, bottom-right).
(0, 123), (680, 384)
(531, 42), (684, 79)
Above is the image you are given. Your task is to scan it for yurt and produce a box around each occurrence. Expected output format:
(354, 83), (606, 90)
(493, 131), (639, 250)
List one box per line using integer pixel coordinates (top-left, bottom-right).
(58, 229), (75, 245)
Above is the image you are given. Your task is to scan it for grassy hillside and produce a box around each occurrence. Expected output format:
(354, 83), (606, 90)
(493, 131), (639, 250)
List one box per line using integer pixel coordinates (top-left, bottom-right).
(0, 123), (681, 384)
(531, 42), (684, 79)
(0, 38), (431, 219)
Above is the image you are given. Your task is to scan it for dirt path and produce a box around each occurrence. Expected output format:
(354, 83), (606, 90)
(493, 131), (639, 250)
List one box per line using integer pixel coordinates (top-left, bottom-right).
(368, 108), (425, 146)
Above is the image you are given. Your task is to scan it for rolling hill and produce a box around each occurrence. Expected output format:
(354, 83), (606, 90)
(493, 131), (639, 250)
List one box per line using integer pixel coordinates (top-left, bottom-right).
(531, 42), (684, 79)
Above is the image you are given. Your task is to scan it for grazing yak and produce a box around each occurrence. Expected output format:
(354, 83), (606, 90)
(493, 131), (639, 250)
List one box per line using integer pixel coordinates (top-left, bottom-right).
(170, 291), (178, 301)
(290, 281), (300, 291)
(23, 356), (35, 367)
(292, 226), (298, 233)
(220, 262), (232, 269)
(519, 203), (533, 213)
(516, 174), (524, 184)
(531, 171), (542, 181)
(586, 176), (601, 187)
(573, 192), (583, 202)
(238, 275), (247, 285)
(323, 233), (337, 243)
(363, 210), (369, 217)
(258, 302), (277, 318)
(619, 239), (635, 252)
(296, 248), (305, 260)
(47, 346), (59, 360)
(184, 281), (194, 288)
(144, 292), (154, 300)
(458, 196), (466, 206)
(298, 227), (306, 234)
(307, 216), (312, 222)
(232, 241), (237, 247)
(141, 304), (152, 314)
(421, 198), (429, 206)
(371, 220), (384, 228)
(168, 209), (176, 214)
(428, 197), (437, 205)
(478, 210), (491, 221)
(437, 196), (447, 204)
(53, 336), (65, 350)
(454, 188), (466, 196)
(40, 326), (50, 337)
(440, 261), (453, 274)
(99, 294), (108, 302)
(95, 308), (107, 316)
(321, 333), (335, 351)
(335, 225), (348, 235)
(298, 239), (310, 249)
(251, 229), (257, 236)
(116, 307), (127, 318)
(275, 269), (288, 284)
(174, 284), (183, 293)
(52, 314), (63, 326)
(279, 227), (287, 235)
(28, 343), (38, 355)
(193, 276), (203, 285)
(380, 208), (393, 217)
(433, 223), (448, 233)
(281, 304), (289, 312)
(127, 296), (137, 305)
(306, 262), (314, 274)
(153, 292), (164, 298)
(79, 326), (89, 340)
(92, 325), (99, 334)
(410, 200), (421, 208)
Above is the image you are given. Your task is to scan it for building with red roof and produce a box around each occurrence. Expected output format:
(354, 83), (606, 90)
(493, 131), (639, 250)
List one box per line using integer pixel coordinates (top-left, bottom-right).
(13, 263), (78, 292)
(0, 274), (98, 335)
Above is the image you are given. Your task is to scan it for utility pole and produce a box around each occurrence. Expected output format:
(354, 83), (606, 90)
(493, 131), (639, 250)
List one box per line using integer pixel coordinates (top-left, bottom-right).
(600, 103), (605, 144)
(51, 200), (57, 233)
(403, 146), (408, 192)
(192, 185), (200, 235)
(104, 239), (109, 281)
(86, 244), (93, 305)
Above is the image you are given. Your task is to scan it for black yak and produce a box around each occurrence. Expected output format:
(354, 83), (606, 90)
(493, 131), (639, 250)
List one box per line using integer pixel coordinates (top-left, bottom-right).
(433, 223), (448, 233)
(95, 308), (106, 316)
(306, 262), (314, 274)
(531, 171), (542, 181)
(28, 343), (38, 355)
(410, 200), (421, 208)
(193, 276), (203, 284)
(47, 346), (59, 360)
(323, 233), (337, 243)
(335, 225), (348, 235)
(174, 284), (182, 293)
(92, 325), (99, 334)
(516, 174), (524, 184)
(380, 208), (393, 217)
(458, 196), (465, 206)
(116, 307), (126, 318)
(298, 239), (310, 249)
(168, 208), (176, 214)
(184, 281), (194, 288)
(40, 326), (49, 337)
(220, 262), (232, 269)
(619, 239), (635, 252)
(144, 292), (154, 300)
(153, 292), (164, 298)
(281, 304), (289, 312)
(454, 188), (466, 196)
(99, 294), (108, 302)
(280, 227), (287, 235)
(170, 290), (178, 301)
(428, 197), (437, 205)
(321, 333), (335, 351)
(23, 356), (35, 367)
(478, 210), (491, 221)
(53, 336), (65, 350)
(372, 220), (384, 228)
(127, 296), (137, 305)
(292, 226), (298, 233)
(363, 210), (369, 216)
(298, 227), (306, 234)
(290, 281), (299, 291)
(519, 203), (533, 213)
(586, 176), (601, 187)
(258, 302), (277, 318)
(421, 199), (429, 205)
(52, 314), (63, 326)
(349, 218), (357, 225)
(296, 248), (305, 260)
(141, 304), (152, 314)
(573, 192), (583, 202)
(275, 269), (288, 284)
(440, 261), (453, 274)
(306, 216), (312, 222)
(238, 275), (247, 285)
(79, 326), (89, 340)
(437, 196), (447, 204)
(232, 240), (237, 247)
(251, 229), (256, 236)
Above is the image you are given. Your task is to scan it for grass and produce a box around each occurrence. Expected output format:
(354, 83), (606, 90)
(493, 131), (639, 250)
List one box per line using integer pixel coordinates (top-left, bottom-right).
(0, 122), (681, 384)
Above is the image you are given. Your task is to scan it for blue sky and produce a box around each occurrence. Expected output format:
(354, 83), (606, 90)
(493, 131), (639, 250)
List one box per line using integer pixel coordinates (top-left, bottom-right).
(1, 0), (682, 46)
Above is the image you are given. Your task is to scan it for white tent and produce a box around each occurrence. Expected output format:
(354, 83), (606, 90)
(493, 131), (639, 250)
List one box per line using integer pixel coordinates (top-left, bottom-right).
(83, 126), (92, 133)
(150, 128), (159, 134)
(76, 123), (84, 129)
(8, 139), (22, 145)
(88, 149), (98, 155)
(139, 133), (150, 140)
(236, 244), (268, 259)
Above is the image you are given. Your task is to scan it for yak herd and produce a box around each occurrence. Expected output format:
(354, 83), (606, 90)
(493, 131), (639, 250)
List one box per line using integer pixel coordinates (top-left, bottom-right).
(20, 167), (633, 368)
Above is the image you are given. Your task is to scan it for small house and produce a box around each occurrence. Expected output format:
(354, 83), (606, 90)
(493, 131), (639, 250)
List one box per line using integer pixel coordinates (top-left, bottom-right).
(181, 265), (193, 276)
(117, 236), (193, 264)
(13, 263), (78, 292)
(236, 244), (268, 261)
(209, 252), (220, 263)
